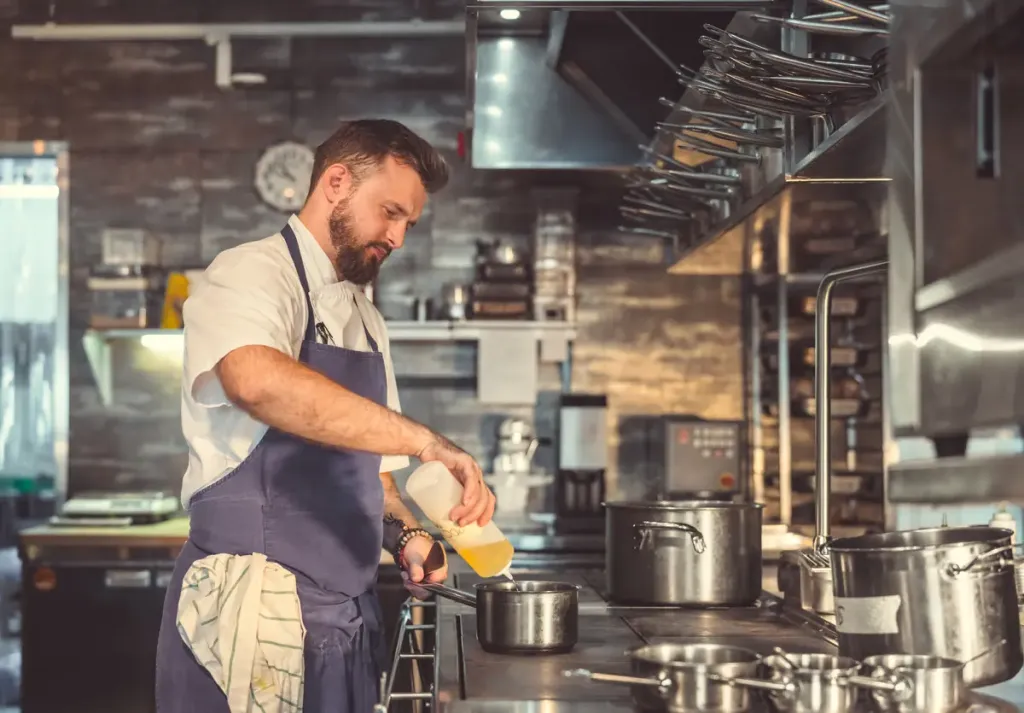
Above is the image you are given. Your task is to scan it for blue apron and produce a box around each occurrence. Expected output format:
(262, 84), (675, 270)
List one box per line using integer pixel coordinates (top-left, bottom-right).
(155, 224), (388, 713)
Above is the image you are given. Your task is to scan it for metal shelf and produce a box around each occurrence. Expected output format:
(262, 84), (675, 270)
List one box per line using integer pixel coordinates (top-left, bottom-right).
(85, 320), (577, 343)
(82, 321), (577, 406)
(669, 94), (889, 275)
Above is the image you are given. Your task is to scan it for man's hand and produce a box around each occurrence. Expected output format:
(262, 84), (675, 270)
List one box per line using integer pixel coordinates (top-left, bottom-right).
(401, 536), (447, 600)
(417, 436), (496, 527)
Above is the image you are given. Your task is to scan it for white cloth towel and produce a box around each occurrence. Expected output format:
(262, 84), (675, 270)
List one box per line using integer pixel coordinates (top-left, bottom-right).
(177, 553), (306, 713)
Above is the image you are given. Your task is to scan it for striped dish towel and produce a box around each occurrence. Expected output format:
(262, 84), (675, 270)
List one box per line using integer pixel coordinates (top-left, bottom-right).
(177, 553), (306, 713)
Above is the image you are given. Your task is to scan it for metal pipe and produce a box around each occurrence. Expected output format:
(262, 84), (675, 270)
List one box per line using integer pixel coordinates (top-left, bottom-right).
(11, 20), (466, 41)
(803, 3), (889, 22)
(810, 0), (889, 24)
(813, 260), (888, 551)
(776, 192), (793, 527)
(615, 11), (680, 75)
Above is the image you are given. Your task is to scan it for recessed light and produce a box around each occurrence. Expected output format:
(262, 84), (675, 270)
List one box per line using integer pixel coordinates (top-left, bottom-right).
(500, 9), (521, 20)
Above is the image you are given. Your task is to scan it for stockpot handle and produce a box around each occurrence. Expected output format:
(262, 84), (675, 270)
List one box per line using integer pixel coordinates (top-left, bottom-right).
(847, 674), (914, 702)
(706, 672), (797, 696)
(564, 668), (672, 692)
(945, 545), (1014, 577)
(634, 521), (707, 554)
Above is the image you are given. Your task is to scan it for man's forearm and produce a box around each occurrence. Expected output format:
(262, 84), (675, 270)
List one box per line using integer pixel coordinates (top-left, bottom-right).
(216, 345), (435, 458)
(381, 472), (425, 552)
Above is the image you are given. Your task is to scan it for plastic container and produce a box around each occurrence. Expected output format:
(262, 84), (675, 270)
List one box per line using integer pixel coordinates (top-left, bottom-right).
(405, 462), (515, 579)
(990, 505), (1018, 542)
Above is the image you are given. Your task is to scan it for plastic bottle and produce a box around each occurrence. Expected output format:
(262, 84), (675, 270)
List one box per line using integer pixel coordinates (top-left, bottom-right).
(990, 503), (1018, 542)
(405, 462), (515, 579)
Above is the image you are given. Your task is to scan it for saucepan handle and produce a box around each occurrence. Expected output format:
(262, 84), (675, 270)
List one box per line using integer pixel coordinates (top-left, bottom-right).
(847, 675), (914, 702)
(707, 673), (797, 696)
(634, 521), (707, 554)
(419, 582), (477, 608)
(564, 668), (672, 692)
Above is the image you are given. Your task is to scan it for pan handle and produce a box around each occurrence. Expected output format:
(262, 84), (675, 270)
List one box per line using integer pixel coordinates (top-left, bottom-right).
(634, 521), (707, 554)
(846, 675), (913, 701)
(707, 673), (797, 696)
(564, 668), (672, 692)
(419, 582), (477, 608)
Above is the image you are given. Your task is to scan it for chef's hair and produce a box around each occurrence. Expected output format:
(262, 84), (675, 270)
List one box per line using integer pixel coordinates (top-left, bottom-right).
(307, 119), (450, 197)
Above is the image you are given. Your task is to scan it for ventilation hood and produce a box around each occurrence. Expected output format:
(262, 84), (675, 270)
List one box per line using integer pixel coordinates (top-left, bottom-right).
(465, 1), (771, 170)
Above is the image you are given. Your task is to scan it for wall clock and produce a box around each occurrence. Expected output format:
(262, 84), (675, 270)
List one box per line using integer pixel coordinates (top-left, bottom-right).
(254, 141), (315, 213)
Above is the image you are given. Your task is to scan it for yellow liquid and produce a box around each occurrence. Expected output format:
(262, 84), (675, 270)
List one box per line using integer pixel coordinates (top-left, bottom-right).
(455, 539), (515, 578)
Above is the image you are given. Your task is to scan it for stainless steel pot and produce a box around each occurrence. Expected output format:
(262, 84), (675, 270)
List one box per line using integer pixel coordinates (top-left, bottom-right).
(718, 651), (916, 713)
(716, 652), (861, 713)
(859, 654), (965, 713)
(605, 501), (763, 606)
(421, 580), (578, 654)
(567, 643), (762, 713)
(828, 526), (1022, 687)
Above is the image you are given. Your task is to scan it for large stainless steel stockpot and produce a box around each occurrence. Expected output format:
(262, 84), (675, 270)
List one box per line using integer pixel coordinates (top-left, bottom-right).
(828, 526), (1022, 687)
(605, 501), (763, 606)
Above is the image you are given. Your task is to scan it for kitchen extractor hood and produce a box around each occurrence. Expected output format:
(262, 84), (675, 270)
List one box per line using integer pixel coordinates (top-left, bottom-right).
(465, 1), (772, 170)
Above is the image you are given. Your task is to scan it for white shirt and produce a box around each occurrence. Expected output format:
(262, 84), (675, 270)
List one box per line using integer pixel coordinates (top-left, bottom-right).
(179, 214), (409, 508)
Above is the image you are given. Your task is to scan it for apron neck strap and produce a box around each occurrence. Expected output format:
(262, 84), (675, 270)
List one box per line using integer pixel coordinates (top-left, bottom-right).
(281, 223), (317, 344)
(281, 221), (381, 354)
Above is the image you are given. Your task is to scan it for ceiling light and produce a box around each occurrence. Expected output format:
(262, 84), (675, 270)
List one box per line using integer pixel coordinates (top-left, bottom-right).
(500, 9), (521, 20)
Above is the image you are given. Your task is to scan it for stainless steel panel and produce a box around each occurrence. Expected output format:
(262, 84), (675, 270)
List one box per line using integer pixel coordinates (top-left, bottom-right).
(888, 454), (1024, 503)
(469, 36), (639, 169)
(886, 0), (1024, 436)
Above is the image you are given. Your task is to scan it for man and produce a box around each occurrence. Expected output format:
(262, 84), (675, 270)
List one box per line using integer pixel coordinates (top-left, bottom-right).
(155, 119), (496, 713)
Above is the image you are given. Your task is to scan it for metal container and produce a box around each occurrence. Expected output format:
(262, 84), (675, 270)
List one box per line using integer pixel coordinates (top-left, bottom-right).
(721, 653), (863, 713)
(422, 580), (578, 654)
(567, 643), (762, 713)
(828, 526), (1022, 687)
(860, 654), (965, 713)
(799, 557), (835, 615)
(605, 501), (763, 606)
(720, 651), (921, 713)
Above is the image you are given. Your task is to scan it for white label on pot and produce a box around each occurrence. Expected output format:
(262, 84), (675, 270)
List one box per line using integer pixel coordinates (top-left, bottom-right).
(834, 595), (902, 635)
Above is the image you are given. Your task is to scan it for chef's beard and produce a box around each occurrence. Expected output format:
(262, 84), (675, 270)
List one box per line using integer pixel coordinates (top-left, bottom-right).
(328, 199), (391, 285)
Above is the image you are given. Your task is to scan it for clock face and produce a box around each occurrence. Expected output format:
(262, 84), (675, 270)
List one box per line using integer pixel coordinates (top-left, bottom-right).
(254, 141), (315, 212)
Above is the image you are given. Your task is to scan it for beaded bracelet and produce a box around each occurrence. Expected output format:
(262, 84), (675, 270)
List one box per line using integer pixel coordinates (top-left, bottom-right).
(393, 527), (433, 566)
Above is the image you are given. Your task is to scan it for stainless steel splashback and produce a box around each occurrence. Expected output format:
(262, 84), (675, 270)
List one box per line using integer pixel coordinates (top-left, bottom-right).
(887, 0), (1024, 438)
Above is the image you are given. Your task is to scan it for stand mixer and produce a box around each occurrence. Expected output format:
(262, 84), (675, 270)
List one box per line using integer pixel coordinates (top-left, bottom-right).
(486, 418), (551, 521)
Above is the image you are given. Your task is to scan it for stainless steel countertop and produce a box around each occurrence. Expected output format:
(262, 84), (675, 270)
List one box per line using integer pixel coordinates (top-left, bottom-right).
(433, 569), (837, 712)
(428, 567), (1024, 713)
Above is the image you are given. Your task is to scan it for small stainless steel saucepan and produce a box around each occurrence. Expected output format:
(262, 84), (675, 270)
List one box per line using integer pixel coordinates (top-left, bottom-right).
(714, 651), (906, 713)
(859, 654), (964, 713)
(421, 580), (579, 655)
(858, 641), (1006, 713)
(567, 643), (762, 713)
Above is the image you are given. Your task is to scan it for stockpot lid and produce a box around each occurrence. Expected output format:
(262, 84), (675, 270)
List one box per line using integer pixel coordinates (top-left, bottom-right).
(604, 500), (764, 511)
(829, 526), (1010, 553)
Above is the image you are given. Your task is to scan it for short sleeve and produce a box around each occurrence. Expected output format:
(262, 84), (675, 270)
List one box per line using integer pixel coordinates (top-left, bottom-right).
(183, 242), (305, 408)
(376, 320), (411, 473)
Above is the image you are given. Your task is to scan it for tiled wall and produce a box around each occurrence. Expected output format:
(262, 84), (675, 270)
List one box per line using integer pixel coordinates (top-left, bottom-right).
(1, 0), (745, 505)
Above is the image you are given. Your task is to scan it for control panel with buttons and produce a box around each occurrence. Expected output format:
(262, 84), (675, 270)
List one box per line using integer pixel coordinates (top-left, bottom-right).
(664, 419), (743, 494)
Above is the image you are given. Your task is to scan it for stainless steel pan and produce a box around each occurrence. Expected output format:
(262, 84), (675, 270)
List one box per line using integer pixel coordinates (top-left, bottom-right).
(567, 643), (763, 713)
(421, 580), (579, 654)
